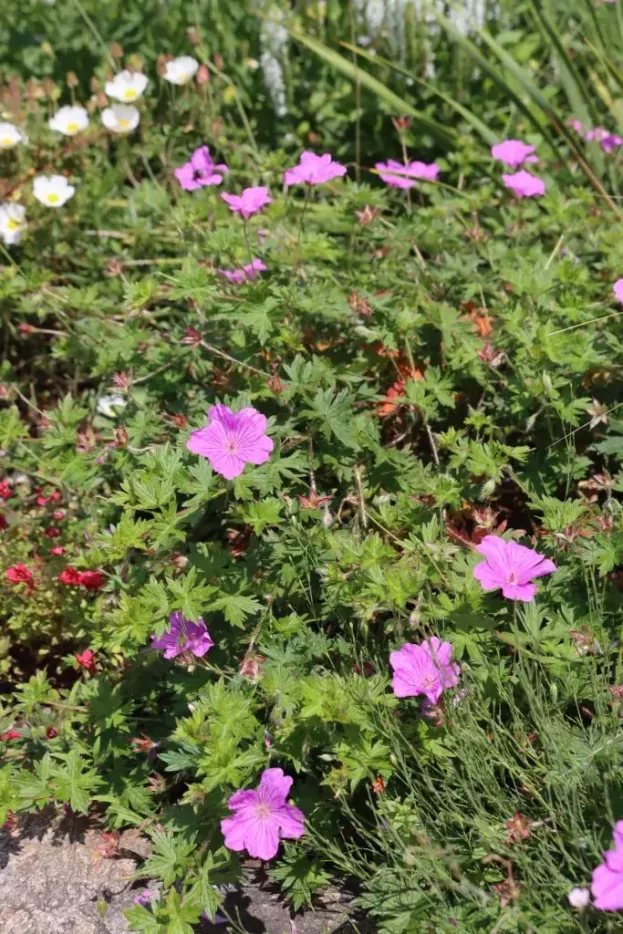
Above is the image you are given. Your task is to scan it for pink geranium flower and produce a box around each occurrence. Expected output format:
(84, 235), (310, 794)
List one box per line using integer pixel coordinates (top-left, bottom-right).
(614, 279), (623, 303)
(586, 127), (623, 152)
(491, 139), (538, 168)
(567, 118), (584, 134)
(502, 170), (546, 198)
(221, 186), (272, 219)
(218, 259), (266, 284)
(174, 146), (228, 191)
(186, 404), (273, 479)
(221, 768), (305, 860)
(473, 535), (556, 602)
(283, 151), (347, 186)
(151, 610), (214, 659)
(591, 821), (623, 911)
(390, 636), (460, 703)
(375, 159), (439, 189)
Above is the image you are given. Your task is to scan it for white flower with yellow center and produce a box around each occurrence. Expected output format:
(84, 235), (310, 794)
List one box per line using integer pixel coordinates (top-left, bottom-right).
(0, 122), (27, 150)
(33, 175), (76, 208)
(163, 56), (199, 85)
(0, 203), (26, 245)
(105, 70), (148, 103)
(48, 105), (89, 137)
(101, 104), (140, 135)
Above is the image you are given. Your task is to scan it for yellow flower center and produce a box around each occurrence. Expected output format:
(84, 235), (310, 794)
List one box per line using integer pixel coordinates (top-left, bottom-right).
(47, 193), (60, 204)
(119, 119), (130, 129)
(6, 219), (21, 231)
(1, 137), (14, 147)
(66, 122), (79, 133)
(123, 88), (137, 101)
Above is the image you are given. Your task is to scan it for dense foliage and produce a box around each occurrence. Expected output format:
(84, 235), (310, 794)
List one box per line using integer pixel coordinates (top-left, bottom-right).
(1, 2), (623, 933)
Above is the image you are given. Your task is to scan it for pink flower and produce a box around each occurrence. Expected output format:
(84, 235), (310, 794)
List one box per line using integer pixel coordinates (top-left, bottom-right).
(221, 186), (272, 219)
(591, 821), (623, 911)
(218, 259), (266, 284)
(567, 118), (584, 134)
(186, 404), (273, 479)
(390, 636), (460, 703)
(491, 139), (538, 168)
(283, 151), (347, 186)
(614, 279), (623, 303)
(473, 535), (556, 602)
(376, 159), (440, 189)
(174, 146), (228, 191)
(501, 170), (546, 198)
(151, 610), (214, 659)
(221, 767), (305, 860)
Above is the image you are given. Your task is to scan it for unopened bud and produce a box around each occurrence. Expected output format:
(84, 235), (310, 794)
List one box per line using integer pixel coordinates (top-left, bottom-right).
(66, 71), (79, 89)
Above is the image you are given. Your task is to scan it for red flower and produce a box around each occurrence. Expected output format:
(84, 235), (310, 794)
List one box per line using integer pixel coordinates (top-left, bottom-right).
(44, 527), (61, 539)
(59, 567), (81, 586)
(46, 727), (58, 740)
(0, 481), (12, 500)
(36, 489), (62, 506)
(52, 509), (66, 521)
(6, 564), (34, 588)
(74, 649), (96, 672)
(78, 570), (105, 591)
(0, 514), (8, 531)
(371, 776), (385, 794)
(50, 546), (66, 556)
(1, 729), (22, 741)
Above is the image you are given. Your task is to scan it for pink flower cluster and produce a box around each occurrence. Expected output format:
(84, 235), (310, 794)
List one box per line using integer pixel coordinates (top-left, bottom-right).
(569, 119), (623, 153)
(473, 535), (556, 602)
(218, 258), (266, 284)
(174, 146), (228, 191)
(283, 151), (346, 186)
(221, 767), (305, 860)
(187, 404), (273, 479)
(492, 139), (546, 199)
(375, 159), (439, 189)
(390, 636), (460, 703)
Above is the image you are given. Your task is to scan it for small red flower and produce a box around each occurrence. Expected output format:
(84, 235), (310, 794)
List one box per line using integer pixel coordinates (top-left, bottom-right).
(18, 323), (35, 335)
(46, 727), (58, 740)
(0, 481), (12, 500)
(50, 546), (66, 556)
(36, 489), (61, 506)
(6, 564), (34, 588)
(59, 567), (81, 586)
(0, 514), (8, 531)
(372, 776), (385, 794)
(1, 729), (22, 741)
(52, 509), (66, 521)
(78, 570), (105, 591)
(75, 649), (96, 672)
(44, 527), (61, 539)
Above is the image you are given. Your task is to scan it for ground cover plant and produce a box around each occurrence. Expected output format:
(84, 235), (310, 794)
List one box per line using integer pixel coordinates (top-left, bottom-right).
(1, 1), (623, 932)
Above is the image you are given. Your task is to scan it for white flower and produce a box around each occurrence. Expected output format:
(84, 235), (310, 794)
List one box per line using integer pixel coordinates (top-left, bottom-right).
(163, 56), (199, 85)
(33, 175), (76, 208)
(0, 122), (27, 149)
(96, 393), (127, 418)
(0, 203), (26, 246)
(105, 70), (148, 103)
(48, 105), (89, 136)
(567, 888), (590, 910)
(101, 104), (140, 134)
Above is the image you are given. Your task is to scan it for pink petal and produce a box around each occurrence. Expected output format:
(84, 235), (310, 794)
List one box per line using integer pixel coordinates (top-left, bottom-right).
(221, 814), (254, 852)
(592, 863), (623, 910)
(276, 804), (305, 840)
(501, 581), (536, 602)
(210, 452), (246, 479)
(257, 768), (291, 809)
(245, 815), (281, 860)
(473, 561), (505, 591)
(227, 789), (259, 811)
